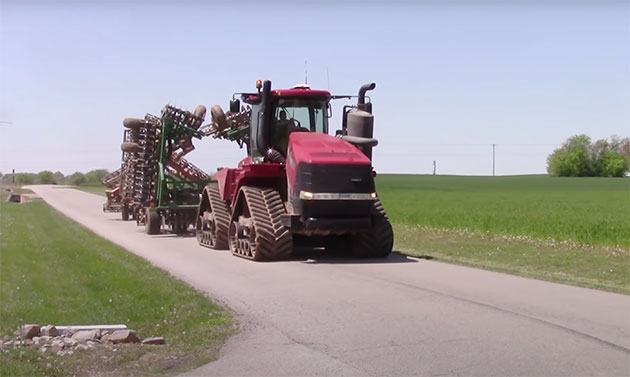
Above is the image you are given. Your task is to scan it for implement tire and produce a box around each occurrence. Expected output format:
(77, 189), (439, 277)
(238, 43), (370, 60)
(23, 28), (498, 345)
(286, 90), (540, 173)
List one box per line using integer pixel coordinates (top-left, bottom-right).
(123, 118), (146, 130)
(121, 205), (130, 221)
(146, 208), (161, 235)
(121, 142), (142, 153)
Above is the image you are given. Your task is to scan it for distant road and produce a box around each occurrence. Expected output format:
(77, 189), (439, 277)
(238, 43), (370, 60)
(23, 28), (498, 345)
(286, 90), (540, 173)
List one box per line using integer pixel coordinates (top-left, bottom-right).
(29, 185), (630, 376)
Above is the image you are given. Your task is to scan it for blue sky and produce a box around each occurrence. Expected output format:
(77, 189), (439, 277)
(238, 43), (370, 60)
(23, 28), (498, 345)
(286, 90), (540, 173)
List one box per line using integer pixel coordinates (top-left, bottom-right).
(1, 0), (628, 175)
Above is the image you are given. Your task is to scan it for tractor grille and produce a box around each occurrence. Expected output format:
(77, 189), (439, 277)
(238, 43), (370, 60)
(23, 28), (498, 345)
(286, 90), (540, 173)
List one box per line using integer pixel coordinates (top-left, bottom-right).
(293, 163), (375, 219)
(297, 164), (374, 194)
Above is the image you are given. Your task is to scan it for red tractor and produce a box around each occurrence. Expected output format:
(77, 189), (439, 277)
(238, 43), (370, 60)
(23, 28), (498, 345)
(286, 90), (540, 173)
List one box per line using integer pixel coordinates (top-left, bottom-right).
(196, 80), (393, 260)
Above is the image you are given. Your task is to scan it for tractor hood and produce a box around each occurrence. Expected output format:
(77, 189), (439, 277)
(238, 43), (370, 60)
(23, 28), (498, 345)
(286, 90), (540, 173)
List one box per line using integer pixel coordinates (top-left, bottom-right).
(286, 133), (373, 201)
(287, 132), (371, 166)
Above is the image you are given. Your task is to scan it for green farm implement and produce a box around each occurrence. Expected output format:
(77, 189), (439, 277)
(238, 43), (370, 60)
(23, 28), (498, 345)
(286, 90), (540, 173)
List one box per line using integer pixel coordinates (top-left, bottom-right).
(120, 105), (210, 234)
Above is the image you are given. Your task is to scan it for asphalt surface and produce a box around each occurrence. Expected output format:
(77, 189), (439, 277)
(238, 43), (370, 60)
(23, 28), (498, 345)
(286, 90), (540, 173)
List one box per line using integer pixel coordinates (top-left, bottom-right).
(29, 186), (630, 376)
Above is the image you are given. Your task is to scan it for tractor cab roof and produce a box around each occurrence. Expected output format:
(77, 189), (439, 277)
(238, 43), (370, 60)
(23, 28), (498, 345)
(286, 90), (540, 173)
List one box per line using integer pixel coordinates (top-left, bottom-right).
(271, 87), (331, 99)
(241, 85), (331, 104)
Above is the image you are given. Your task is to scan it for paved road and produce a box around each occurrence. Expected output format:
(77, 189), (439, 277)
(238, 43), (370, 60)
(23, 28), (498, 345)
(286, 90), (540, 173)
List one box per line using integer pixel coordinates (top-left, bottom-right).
(29, 186), (630, 376)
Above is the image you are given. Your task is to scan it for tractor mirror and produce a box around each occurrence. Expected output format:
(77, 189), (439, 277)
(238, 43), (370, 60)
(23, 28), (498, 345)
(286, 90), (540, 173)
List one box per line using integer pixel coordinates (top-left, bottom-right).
(326, 103), (332, 118)
(230, 99), (240, 113)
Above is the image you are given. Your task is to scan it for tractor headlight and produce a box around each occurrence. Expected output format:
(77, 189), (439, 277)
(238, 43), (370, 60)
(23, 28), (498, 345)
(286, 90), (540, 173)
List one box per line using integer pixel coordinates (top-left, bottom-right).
(299, 191), (314, 200)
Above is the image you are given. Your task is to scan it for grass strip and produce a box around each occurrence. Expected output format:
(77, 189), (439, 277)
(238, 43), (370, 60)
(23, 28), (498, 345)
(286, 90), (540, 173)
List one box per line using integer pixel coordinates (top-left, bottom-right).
(394, 223), (630, 294)
(75, 185), (106, 196)
(0, 200), (235, 377)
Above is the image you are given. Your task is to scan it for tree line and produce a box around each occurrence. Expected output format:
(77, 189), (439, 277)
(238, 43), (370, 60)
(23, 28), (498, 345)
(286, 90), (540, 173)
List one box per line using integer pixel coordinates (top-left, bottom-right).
(0, 169), (109, 186)
(2, 137), (627, 183)
(547, 135), (629, 177)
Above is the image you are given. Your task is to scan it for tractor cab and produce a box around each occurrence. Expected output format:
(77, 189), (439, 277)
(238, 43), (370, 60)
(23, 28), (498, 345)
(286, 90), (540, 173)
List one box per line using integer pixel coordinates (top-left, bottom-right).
(237, 81), (331, 161)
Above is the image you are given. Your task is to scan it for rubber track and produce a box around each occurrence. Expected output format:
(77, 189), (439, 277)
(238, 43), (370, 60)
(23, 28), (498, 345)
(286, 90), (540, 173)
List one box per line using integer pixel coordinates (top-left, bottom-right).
(352, 200), (394, 258)
(197, 186), (230, 250)
(231, 186), (292, 261)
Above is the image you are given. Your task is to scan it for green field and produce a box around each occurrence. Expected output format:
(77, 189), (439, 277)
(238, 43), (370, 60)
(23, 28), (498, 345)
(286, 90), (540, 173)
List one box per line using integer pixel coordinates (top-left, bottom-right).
(377, 175), (630, 293)
(0, 199), (234, 377)
(378, 175), (630, 249)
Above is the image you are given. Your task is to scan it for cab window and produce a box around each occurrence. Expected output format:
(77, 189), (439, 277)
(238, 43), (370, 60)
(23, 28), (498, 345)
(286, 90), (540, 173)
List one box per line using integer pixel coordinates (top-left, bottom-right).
(274, 99), (328, 133)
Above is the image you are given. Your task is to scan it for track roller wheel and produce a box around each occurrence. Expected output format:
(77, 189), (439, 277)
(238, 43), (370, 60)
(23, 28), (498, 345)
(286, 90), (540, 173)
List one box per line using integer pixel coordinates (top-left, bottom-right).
(351, 200), (393, 258)
(196, 186), (230, 249)
(146, 208), (161, 235)
(228, 186), (292, 261)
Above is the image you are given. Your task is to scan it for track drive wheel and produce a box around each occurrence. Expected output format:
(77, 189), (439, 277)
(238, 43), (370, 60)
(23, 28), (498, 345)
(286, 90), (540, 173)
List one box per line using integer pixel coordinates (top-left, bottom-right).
(228, 186), (292, 261)
(146, 208), (161, 235)
(196, 186), (230, 249)
(351, 200), (394, 258)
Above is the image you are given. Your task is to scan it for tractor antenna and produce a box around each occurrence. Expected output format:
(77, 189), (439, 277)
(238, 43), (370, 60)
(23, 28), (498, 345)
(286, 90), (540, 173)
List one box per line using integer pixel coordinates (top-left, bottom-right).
(326, 67), (330, 90)
(304, 60), (308, 85)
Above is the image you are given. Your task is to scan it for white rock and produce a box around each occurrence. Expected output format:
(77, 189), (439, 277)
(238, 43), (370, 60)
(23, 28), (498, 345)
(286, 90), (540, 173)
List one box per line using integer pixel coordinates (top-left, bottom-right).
(40, 325), (59, 337)
(71, 330), (99, 342)
(102, 329), (139, 344)
(62, 337), (78, 347)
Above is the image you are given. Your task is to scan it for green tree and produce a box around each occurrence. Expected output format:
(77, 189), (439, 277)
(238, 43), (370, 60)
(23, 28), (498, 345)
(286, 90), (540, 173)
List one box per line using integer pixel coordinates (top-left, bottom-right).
(66, 172), (87, 186)
(15, 173), (36, 185)
(84, 169), (109, 185)
(547, 135), (593, 177)
(548, 135), (629, 177)
(37, 170), (55, 184)
(600, 151), (629, 177)
(52, 171), (65, 184)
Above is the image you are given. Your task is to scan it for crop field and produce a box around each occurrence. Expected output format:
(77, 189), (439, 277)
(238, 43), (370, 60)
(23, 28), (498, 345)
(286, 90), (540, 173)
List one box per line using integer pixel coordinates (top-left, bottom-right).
(378, 175), (630, 249)
(0, 198), (234, 377)
(377, 175), (630, 293)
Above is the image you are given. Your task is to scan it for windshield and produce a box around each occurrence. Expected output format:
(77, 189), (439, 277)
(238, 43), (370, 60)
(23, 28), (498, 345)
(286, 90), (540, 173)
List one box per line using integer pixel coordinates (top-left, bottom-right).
(274, 99), (328, 134)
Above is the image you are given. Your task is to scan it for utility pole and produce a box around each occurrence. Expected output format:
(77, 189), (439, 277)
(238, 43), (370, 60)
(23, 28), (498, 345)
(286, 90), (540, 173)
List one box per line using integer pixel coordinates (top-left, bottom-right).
(433, 160), (436, 175)
(492, 144), (496, 176)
